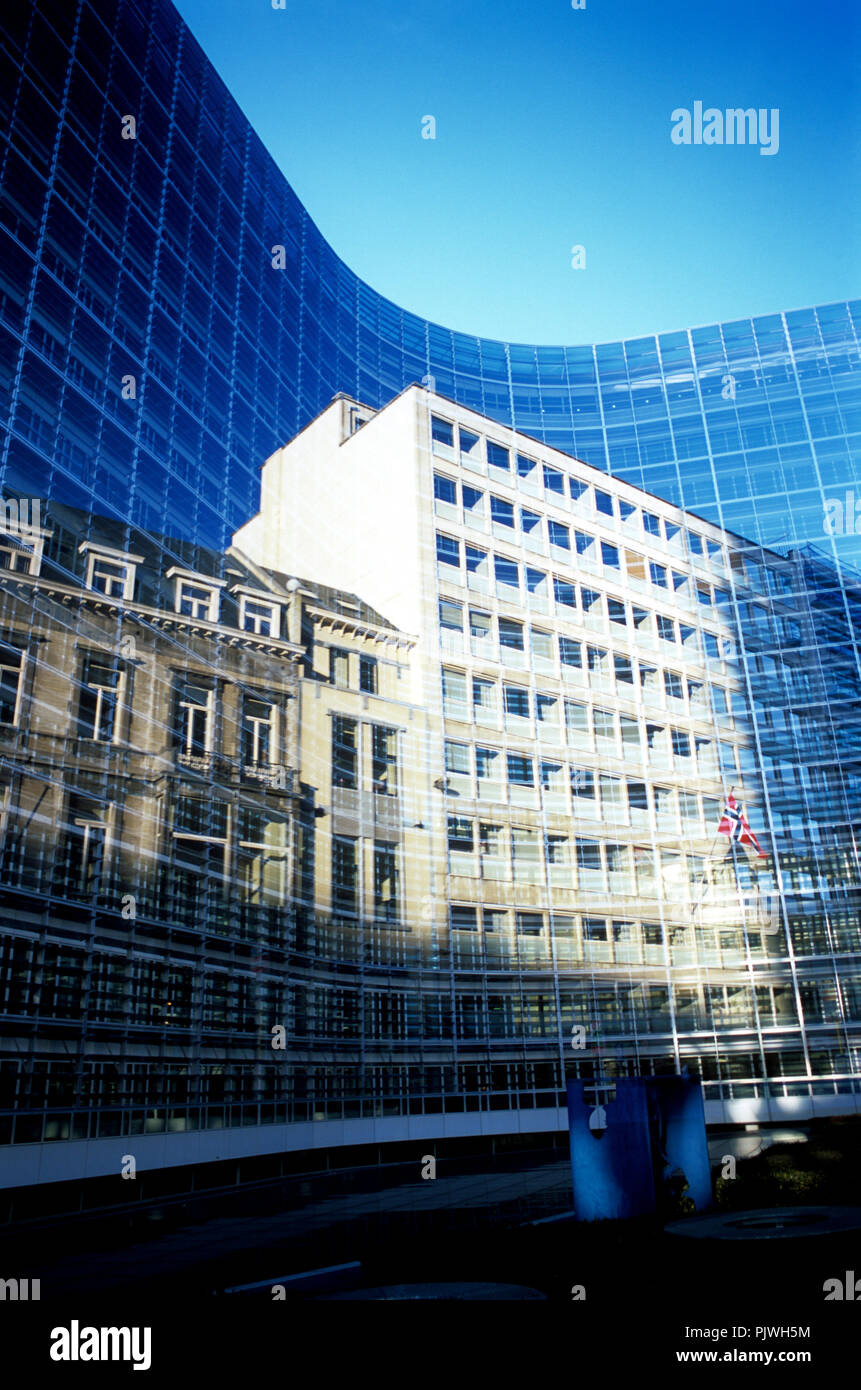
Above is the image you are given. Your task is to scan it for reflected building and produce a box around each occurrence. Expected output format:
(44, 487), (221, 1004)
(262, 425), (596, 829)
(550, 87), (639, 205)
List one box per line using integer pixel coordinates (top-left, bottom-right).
(0, 0), (858, 1213)
(0, 389), (857, 1215)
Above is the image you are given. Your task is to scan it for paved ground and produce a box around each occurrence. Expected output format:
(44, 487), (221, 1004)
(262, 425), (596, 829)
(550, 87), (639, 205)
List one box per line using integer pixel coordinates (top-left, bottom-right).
(9, 1156), (574, 1297)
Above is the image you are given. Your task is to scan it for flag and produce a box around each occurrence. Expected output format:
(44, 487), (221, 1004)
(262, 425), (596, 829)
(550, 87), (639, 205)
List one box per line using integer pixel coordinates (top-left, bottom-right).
(718, 794), (766, 857)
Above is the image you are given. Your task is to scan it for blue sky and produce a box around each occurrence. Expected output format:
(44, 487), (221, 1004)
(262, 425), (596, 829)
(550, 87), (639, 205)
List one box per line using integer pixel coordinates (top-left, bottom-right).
(173, 0), (859, 345)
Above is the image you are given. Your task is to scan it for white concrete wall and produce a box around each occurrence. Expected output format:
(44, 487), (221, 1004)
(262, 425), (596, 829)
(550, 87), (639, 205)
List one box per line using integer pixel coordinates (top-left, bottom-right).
(234, 388), (429, 639)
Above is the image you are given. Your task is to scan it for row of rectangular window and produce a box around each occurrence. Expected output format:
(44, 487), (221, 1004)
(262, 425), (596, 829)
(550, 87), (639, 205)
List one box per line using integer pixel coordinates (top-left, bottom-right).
(435, 535), (740, 637)
(439, 605), (738, 701)
(433, 468), (727, 571)
(444, 751), (729, 826)
(430, 419), (724, 561)
(440, 672), (749, 774)
(445, 824), (765, 900)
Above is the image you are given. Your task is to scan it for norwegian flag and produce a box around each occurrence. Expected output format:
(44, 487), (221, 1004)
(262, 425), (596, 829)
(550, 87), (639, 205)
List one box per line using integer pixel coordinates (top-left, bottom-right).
(718, 794), (766, 857)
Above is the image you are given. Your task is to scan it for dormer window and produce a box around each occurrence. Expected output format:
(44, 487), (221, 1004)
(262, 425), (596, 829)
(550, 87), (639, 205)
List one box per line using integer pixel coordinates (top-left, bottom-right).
(0, 537), (40, 575)
(79, 543), (142, 601)
(239, 595), (279, 637)
(180, 583), (214, 619)
(167, 568), (224, 623)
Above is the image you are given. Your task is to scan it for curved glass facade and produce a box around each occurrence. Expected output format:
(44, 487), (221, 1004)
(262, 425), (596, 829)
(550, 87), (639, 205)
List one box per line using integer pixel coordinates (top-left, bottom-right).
(0, 0), (858, 1200)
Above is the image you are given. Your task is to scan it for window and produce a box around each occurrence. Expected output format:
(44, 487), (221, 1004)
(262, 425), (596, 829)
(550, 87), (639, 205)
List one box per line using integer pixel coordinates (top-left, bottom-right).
(687, 530), (704, 558)
(687, 679), (706, 712)
(649, 562), (667, 588)
(507, 753), (534, 786)
(487, 440), (510, 471)
(431, 416), (454, 448)
(710, 684), (728, 716)
(664, 671), (684, 700)
(448, 815), (474, 852)
(575, 530), (595, 556)
(703, 632), (720, 659)
(433, 472), (456, 504)
(439, 599), (462, 632)
(571, 766), (595, 799)
(600, 775), (625, 820)
(595, 489), (614, 517)
(359, 654), (378, 694)
(577, 840), (603, 882)
(445, 741), (470, 774)
(178, 581), (216, 620)
(531, 628), (553, 661)
(462, 484), (484, 516)
(546, 833), (568, 864)
(494, 555), (519, 589)
(696, 583), (712, 609)
(543, 464), (564, 494)
(332, 835), (358, 915)
(620, 715), (640, 751)
(237, 806), (289, 908)
(564, 700), (589, 742)
(553, 577), (576, 608)
(643, 512), (661, 538)
(476, 749), (501, 785)
(517, 453), (538, 478)
(671, 729), (691, 759)
(82, 544), (139, 600)
(470, 608), (492, 641)
(583, 917), (607, 941)
(559, 636), (582, 668)
(0, 539), (34, 574)
(593, 708), (616, 747)
(0, 645), (23, 725)
(176, 681), (212, 758)
(548, 519), (569, 549)
(627, 780), (649, 814)
(498, 617), (524, 650)
(524, 567), (547, 598)
(632, 606), (651, 632)
(372, 725), (397, 794)
(608, 598), (626, 625)
(516, 911), (543, 935)
(79, 654), (121, 742)
(451, 904), (478, 931)
(442, 667), (468, 717)
(240, 596), (278, 636)
(601, 542), (620, 568)
(64, 794), (106, 896)
(332, 715), (358, 788)
(374, 842), (398, 921)
(460, 428), (481, 463)
(580, 587), (602, 615)
(436, 533), (460, 568)
(472, 676), (496, 722)
(504, 685), (530, 718)
(656, 615), (676, 642)
(242, 696), (275, 765)
(614, 654), (633, 685)
(587, 645), (609, 676)
(330, 646), (350, 686)
(520, 508), (541, 536)
(491, 495), (515, 528)
(569, 478), (588, 502)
